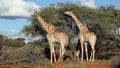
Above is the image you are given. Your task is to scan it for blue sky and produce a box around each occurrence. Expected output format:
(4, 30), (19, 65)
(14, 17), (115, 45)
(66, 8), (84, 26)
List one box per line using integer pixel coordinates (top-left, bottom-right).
(0, 0), (120, 37)
(0, 19), (29, 32)
(95, 0), (120, 8)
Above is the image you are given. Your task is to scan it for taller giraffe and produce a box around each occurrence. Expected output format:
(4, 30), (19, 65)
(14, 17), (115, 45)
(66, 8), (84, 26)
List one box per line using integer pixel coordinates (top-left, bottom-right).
(33, 9), (68, 63)
(65, 11), (97, 62)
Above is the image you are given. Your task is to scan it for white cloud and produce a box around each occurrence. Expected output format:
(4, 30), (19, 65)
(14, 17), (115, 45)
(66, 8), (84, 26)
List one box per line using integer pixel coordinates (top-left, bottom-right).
(76, 0), (96, 8)
(0, 30), (24, 39)
(0, 30), (44, 43)
(0, 0), (39, 19)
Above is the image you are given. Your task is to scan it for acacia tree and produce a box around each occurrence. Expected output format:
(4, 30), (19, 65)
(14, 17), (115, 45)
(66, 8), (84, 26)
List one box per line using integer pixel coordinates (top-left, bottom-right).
(22, 3), (120, 59)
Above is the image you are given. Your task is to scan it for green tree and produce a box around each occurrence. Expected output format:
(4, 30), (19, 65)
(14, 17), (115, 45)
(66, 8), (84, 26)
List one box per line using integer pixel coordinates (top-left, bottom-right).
(3, 38), (26, 47)
(21, 3), (120, 59)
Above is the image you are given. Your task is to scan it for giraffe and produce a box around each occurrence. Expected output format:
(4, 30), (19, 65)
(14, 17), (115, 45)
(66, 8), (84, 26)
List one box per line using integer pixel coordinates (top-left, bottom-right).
(33, 9), (68, 63)
(65, 11), (97, 62)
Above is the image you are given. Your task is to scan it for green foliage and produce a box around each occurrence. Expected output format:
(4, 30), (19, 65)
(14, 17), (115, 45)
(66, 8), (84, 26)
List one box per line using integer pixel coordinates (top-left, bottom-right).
(21, 3), (120, 59)
(0, 34), (26, 58)
(22, 3), (120, 36)
(21, 25), (35, 36)
(0, 34), (7, 45)
(1, 36), (26, 47)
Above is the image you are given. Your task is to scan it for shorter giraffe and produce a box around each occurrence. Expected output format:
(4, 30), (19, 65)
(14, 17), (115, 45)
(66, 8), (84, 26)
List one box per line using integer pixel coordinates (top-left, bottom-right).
(65, 11), (97, 62)
(33, 9), (68, 63)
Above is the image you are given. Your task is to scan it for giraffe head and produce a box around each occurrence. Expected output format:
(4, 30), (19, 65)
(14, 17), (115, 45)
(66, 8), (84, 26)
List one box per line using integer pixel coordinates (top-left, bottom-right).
(65, 11), (74, 16)
(33, 8), (40, 17)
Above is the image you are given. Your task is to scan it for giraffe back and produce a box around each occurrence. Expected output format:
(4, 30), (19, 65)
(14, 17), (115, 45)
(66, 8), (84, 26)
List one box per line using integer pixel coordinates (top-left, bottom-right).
(47, 29), (68, 46)
(80, 28), (96, 42)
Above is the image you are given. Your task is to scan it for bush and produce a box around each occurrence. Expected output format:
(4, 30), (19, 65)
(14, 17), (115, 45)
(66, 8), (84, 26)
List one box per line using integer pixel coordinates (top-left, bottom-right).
(0, 45), (49, 64)
(109, 56), (120, 68)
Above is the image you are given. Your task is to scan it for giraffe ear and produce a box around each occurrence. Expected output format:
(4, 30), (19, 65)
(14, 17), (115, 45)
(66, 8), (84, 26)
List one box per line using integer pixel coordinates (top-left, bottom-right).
(34, 8), (38, 11)
(34, 8), (40, 12)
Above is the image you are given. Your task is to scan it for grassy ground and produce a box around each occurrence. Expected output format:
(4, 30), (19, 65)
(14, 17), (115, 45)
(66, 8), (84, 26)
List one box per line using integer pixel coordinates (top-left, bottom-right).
(0, 60), (110, 68)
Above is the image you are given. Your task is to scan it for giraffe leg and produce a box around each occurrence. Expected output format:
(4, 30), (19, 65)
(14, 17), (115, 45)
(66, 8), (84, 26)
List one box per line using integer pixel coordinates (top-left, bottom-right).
(47, 35), (53, 63)
(81, 42), (84, 62)
(61, 39), (68, 62)
(76, 49), (80, 58)
(61, 46), (65, 62)
(51, 43), (57, 63)
(58, 45), (65, 63)
(92, 48), (95, 62)
(58, 40), (66, 63)
(53, 48), (56, 63)
(49, 45), (53, 63)
(89, 51), (93, 62)
(58, 47), (62, 63)
(50, 43), (57, 63)
(89, 47), (95, 62)
(50, 52), (53, 63)
(89, 35), (96, 62)
(84, 42), (88, 62)
(79, 35), (84, 62)
(80, 39), (84, 61)
(47, 39), (55, 63)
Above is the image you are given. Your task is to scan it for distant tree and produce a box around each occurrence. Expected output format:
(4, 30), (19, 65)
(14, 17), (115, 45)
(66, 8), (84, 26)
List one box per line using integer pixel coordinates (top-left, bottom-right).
(2, 38), (26, 47)
(0, 34), (6, 45)
(0, 34), (7, 56)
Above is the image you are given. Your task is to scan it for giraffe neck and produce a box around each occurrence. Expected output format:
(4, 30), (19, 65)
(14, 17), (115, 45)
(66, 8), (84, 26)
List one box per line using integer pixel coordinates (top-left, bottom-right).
(70, 13), (89, 31)
(36, 15), (56, 33)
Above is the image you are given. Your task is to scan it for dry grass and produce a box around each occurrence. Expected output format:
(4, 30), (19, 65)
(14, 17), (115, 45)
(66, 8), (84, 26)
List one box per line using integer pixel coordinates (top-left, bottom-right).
(0, 60), (109, 68)
(37, 59), (109, 68)
(0, 45), (110, 68)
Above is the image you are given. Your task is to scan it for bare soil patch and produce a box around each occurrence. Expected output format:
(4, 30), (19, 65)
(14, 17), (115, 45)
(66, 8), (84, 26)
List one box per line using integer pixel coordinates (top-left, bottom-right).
(0, 60), (109, 68)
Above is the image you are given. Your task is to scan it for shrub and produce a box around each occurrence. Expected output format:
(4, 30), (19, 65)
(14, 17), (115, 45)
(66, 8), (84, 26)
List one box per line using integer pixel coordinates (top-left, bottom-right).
(109, 56), (120, 68)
